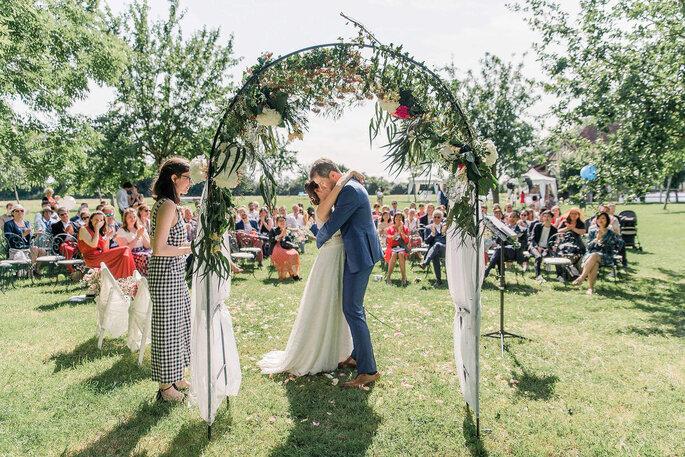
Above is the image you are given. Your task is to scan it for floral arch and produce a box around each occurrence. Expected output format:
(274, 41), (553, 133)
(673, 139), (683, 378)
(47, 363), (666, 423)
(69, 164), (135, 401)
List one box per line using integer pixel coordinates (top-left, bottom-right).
(190, 17), (495, 436)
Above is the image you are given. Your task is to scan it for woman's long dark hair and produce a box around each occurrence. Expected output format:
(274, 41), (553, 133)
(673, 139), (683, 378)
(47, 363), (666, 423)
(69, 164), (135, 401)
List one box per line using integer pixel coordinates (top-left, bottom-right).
(86, 210), (107, 236)
(152, 157), (190, 204)
(596, 212), (610, 228)
(304, 180), (320, 205)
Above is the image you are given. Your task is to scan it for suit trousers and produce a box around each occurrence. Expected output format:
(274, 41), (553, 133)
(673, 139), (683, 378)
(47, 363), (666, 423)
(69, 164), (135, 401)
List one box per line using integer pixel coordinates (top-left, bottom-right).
(423, 242), (446, 281)
(342, 263), (377, 375)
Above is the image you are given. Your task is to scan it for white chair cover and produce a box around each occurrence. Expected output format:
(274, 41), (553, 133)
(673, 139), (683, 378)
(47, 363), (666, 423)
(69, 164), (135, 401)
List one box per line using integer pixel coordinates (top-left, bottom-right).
(127, 276), (152, 365)
(96, 263), (131, 348)
(445, 200), (484, 417)
(190, 191), (241, 426)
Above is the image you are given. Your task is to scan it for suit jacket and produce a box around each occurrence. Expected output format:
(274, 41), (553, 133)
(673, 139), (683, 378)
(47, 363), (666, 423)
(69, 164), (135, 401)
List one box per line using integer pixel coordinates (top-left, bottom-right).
(423, 222), (446, 246)
(235, 219), (258, 232)
(316, 179), (383, 273)
(529, 223), (558, 249)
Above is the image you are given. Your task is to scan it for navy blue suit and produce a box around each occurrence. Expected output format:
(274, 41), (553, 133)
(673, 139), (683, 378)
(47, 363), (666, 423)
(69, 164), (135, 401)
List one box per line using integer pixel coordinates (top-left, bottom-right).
(316, 179), (383, 375)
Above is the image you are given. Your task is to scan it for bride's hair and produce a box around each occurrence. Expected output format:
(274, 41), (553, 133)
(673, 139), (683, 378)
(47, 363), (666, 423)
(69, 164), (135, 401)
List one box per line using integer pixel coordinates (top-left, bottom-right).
(304, 180), (320, 205)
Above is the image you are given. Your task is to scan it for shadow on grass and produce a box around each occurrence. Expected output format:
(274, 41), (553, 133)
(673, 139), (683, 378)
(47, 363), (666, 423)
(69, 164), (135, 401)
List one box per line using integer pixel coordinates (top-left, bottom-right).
(49, 336), (131, 373)
(64, 400), (172, 457)
(81, 353), (149, 394)
(599, 268), (685, 338)
(463, 407), (488, 457)
(508, 353), (558, 401)
(267, 374), (381, 457)
(158, 409), (233, 457)
(37, 295), (94, 311)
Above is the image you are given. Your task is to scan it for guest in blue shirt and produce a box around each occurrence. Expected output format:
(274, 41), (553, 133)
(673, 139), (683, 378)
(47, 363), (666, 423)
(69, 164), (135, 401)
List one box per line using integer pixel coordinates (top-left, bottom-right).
(418, 209), (447, 286)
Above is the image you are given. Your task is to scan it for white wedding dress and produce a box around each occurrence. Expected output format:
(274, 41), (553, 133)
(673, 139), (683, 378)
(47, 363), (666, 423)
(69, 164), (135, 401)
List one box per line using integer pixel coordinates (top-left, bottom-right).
(257, 222), (353, 376)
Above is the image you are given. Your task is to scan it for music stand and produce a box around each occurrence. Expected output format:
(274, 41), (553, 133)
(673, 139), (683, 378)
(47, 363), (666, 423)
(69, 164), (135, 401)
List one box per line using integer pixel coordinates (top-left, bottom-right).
(482, 216), (528, 356)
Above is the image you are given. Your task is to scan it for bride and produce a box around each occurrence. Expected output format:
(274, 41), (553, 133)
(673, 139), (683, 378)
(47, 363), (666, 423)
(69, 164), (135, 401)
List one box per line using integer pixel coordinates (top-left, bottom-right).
(257, 170), (363, 376)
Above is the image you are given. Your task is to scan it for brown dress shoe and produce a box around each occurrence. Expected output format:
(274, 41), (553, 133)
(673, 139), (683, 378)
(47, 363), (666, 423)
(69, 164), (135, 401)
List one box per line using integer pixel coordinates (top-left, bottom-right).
(337, 356), (357, 369)
(341, 373), (380, 388)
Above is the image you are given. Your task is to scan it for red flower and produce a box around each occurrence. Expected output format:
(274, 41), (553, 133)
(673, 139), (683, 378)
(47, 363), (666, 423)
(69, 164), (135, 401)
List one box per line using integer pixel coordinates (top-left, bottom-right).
(392, 105), (410, 119)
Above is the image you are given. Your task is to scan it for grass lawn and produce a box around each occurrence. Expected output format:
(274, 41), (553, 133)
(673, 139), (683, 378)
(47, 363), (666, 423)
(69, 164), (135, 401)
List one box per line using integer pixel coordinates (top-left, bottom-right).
(0, 202), (683, 456)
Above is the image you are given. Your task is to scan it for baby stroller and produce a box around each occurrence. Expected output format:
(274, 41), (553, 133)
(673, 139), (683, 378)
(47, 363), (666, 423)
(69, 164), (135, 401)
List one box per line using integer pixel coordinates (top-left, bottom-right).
(618, 210), (642, 251)
(551, 232), (583, 281)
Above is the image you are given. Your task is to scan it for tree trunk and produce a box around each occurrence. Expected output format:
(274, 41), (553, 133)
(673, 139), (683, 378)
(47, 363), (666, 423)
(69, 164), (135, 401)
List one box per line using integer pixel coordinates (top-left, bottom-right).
(97, 187), (103, 201)
(491, 164), (500, 205)
(663, 175), (672, 210)
(13, 183), (19, 203)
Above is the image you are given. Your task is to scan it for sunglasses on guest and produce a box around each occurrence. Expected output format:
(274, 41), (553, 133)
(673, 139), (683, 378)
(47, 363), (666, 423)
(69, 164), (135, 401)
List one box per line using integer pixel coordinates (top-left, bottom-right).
(104, 213), (114, 217)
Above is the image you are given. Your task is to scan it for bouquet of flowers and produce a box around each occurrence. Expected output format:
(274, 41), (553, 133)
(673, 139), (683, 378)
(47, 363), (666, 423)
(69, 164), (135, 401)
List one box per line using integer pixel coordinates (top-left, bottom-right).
(81, 268), (138, 299)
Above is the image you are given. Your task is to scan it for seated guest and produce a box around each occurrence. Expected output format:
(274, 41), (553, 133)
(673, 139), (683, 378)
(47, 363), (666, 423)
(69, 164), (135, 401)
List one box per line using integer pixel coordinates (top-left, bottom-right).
(419, 203), (435, 227)
(551, 205), (563, 227)
(235, 206), (262, 266)
(418, 209), (447, 286)
(385, 212), (409, 286)
(42, 187), (57, 210)
(258, 207), (273, 235)
(390, 200), (399, 216)
(51, 207), (78, 268)
(406, 208), (421, 246)
(137, 204), (152, 234)
(1, 202), (14, 225)
(483, 210), (527, 279)
(573, 212), (622, 295)
(376, 210), (392, 241)
(439, 183), (449, 207)
(73, 210), (90, 230)
(70, 203), (89, 222)
(183, 207), (197, 241)
(3, 204), (47, 274)
(248, 201), (260, 221)
(268, 215), (301, 280)
(529, 210), (559, 282)
(78, 210), (136, 280)
(372, 203), (381, 221)
(102, 205), (121, 248)
(558, 208), (586, 255)
(128, 185), (144, 208)
(417, 203), (426, 221)
(115, 208), (152, 276)
(34, 205), (55, 233)
(492, 206), (504, 222)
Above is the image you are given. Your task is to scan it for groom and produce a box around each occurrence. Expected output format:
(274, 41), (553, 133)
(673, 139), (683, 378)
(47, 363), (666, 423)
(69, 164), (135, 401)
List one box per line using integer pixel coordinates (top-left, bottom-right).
(311, 158), (383, 388)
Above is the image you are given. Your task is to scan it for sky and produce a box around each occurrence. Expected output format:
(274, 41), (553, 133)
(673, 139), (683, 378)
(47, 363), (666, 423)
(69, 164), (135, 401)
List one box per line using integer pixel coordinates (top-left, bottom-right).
(71, 0), (559, 180)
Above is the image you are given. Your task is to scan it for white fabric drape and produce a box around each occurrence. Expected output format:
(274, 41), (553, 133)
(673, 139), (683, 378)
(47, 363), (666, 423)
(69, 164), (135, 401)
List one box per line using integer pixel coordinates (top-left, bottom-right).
(96, 263), (131, 348)
(445, 202), (483, 416)
(190, 193), (241, 426)
(127, 276), (152, 365)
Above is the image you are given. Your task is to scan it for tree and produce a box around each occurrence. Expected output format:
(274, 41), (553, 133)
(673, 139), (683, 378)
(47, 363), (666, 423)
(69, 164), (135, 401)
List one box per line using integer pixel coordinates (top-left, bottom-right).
(106, 0), (240, 169)
(513, 0), (685, 203)
(444, 53), (539, 203)
(0, 0), (127, 192)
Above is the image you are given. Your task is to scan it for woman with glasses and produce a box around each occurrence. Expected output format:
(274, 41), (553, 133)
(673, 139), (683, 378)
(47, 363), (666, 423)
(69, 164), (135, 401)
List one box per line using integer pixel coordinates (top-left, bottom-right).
(116, 207), (152, 276)
(137, 204), (152, 234)
(147, 157), (194, 403)
(77, 210), (136, 279)
(3, 204), (46, 273)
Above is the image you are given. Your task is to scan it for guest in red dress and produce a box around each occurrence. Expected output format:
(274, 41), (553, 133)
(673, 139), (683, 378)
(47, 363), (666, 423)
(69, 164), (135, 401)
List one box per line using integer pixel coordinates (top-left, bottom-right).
(384, 212), (409, 286)
(268, 216), (301, 280)
(77, 210), (136, 279)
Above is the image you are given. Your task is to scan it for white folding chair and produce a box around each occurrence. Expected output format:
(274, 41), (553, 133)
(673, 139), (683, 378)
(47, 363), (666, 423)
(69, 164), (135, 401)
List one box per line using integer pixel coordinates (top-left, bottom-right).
(96, 263), (131, 349)
(127, 276), (152, 365)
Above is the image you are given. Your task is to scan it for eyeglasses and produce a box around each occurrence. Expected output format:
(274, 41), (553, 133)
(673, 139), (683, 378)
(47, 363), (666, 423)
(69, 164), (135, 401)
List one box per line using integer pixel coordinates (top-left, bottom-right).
(433, 216), (442, 219)
(179, 174), (193, 183)
(104, 213), (114, 217)
(14, 210), (24, 213)
(141, 209), (150, 213)
(81, 215), (90, 220)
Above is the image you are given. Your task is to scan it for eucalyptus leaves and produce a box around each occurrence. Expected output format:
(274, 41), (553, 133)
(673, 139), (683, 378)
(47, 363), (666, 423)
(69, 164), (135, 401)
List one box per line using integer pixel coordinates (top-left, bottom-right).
(195, 24), (498, 278)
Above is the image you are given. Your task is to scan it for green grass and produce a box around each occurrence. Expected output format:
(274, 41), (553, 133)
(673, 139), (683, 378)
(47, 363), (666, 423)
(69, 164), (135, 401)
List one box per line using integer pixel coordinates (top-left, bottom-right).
(0, 203), (683, 456)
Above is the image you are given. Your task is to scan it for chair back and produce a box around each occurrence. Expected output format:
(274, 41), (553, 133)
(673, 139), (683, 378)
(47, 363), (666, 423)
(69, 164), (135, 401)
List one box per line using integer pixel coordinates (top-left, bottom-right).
(32, 233), (53, 252)
(127, 276), (152, 353)
(97, 263), (130, 344)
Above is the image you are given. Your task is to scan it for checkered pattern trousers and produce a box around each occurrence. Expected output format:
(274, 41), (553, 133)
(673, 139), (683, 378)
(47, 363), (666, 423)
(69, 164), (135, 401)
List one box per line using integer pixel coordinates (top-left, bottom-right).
(148, 199), (191, 384)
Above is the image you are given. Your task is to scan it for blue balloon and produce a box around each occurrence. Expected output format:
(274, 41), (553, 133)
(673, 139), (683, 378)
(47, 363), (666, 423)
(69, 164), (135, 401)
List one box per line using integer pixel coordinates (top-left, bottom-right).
(580, 165), (598, 181)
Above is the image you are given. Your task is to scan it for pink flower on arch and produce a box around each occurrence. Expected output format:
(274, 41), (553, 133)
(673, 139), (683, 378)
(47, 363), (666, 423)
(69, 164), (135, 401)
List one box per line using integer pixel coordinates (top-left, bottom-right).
(392, 105), (410, 119)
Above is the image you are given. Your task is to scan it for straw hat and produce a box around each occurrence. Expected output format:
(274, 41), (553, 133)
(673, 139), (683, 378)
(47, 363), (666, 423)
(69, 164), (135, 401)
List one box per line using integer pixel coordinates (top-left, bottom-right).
(562, 207), (585, 220)
(11, 204), (26, 214)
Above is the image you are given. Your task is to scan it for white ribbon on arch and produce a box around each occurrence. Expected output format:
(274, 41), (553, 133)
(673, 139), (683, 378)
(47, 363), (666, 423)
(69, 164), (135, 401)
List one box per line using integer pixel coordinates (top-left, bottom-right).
(189, 188), (241, 426)
(445, 198), (483, 417)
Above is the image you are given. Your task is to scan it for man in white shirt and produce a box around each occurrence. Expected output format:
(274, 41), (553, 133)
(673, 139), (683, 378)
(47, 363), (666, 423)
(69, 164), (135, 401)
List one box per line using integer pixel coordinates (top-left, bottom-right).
(248, 201), (260, 221)
(285, 204), (305, 253)
(116, 182), (133, 220)
(529, 210), (559, 282)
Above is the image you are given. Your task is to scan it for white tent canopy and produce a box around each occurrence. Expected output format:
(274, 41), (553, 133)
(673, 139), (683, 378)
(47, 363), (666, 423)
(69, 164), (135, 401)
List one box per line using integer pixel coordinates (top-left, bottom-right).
(522, 168), (557, 199)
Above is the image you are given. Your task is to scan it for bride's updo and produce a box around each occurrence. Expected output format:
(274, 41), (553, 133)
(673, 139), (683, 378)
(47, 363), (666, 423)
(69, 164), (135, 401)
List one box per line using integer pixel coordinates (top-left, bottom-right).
(304, 180), (320, 205)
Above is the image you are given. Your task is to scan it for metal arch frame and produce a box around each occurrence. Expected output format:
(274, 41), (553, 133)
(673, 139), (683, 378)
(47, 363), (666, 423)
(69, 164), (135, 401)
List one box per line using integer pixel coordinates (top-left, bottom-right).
(202, 41), (482, 440)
